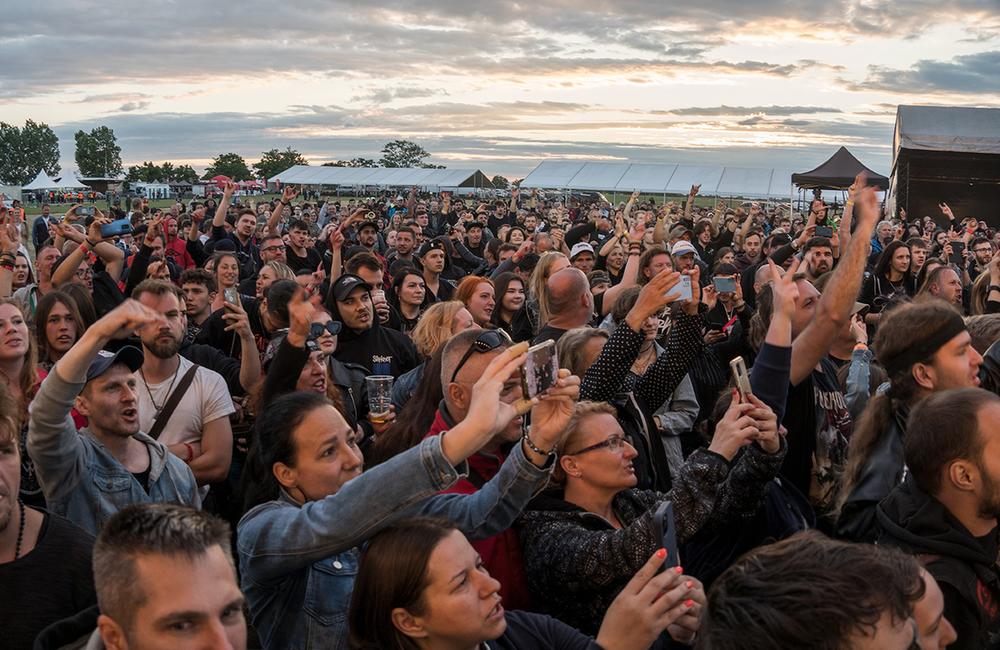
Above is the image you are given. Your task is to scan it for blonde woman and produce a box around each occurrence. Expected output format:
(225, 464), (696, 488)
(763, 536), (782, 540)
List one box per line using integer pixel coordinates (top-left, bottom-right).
(393, 301), (477, 411)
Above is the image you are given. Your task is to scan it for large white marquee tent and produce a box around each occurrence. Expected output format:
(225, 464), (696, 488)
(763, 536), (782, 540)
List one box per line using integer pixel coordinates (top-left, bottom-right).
(518, 160), (797, 199)
(268, 166), (492, 191)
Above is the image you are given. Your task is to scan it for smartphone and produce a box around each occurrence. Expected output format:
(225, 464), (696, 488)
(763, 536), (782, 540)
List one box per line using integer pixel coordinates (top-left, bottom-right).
(76, 206), (95, 218)
(815, 225), (834, 238)
(668, 274), (693, 302)
(713, 276), (737, 293)
(730, 356), (752, 402)
(650, 501), (680, 572)
(99, 218), (132, 238)
(950, 241), (965, 266)
(223, 287), (241, 306)
(520, 340), (559, 399)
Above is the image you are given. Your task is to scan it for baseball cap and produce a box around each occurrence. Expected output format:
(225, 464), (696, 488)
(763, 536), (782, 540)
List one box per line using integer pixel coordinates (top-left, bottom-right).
(331, 274), (373, 302)
(357, 220), (379, 233)
(669, 225), (693, 241)
(417, 239), (447, 258)
(466, 221), (485, 231)
(86, 346), (144, 383)
(671, 241), (698, 257)
(570, 242), (595, 260)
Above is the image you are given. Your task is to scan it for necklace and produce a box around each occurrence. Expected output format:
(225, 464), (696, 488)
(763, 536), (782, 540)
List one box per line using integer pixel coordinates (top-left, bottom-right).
(140, 358), (181, 415)
(14, 499), (24, 560)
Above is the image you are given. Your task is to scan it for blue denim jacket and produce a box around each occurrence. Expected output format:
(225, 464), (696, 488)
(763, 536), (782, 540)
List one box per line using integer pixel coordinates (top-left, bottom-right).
(237, 434), (552, 650)
(27, 370), (201, 536)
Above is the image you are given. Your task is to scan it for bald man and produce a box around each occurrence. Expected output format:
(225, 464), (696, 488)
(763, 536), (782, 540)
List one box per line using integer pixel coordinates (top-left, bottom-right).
(533, 267), (594, 345)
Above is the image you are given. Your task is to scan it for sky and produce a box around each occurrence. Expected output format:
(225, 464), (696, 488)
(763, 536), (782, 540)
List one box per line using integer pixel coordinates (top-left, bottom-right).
(3, 0), (1000, 180)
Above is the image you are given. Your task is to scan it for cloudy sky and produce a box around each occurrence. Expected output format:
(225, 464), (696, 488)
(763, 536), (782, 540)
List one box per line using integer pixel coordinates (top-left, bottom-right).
(3, 0), (999, 178)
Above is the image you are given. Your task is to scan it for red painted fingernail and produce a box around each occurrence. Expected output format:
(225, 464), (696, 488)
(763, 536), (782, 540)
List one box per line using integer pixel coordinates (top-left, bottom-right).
(674, 566), (684, 574)
(685, 599), (694, 608)
(656, 548), (666, 559)
(686, 580), (693, 588)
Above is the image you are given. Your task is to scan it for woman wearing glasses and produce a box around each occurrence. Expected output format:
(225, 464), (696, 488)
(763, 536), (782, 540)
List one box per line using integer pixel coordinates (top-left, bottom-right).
(517, 393), (783, 643)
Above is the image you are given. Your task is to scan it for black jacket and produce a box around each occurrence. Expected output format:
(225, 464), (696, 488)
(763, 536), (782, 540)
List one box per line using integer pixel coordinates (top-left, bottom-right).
(877, 479), (1000, 650)
(327, 302), (419, 378)
(517, 441), (786, 637)
(836, 405), (908, 542)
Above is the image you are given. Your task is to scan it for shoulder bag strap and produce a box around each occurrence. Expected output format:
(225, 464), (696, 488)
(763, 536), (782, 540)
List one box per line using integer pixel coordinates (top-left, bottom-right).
(147, 365), (199, 440)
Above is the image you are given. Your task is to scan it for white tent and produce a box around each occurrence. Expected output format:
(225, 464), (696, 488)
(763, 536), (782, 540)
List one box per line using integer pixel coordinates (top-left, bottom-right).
(519, 160), (793, 199)
(268, 165), (492, 190)
(21, 171), (63, 191)
(55, 175), (87, 189)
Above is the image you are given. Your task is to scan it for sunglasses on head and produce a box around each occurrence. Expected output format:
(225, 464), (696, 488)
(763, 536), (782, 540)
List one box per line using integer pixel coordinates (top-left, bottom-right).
(309, 321), (342, 339)
(449, 329), (512, 383)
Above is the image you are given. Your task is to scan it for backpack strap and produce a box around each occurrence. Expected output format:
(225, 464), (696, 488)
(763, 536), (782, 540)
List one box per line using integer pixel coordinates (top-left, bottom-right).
(147, 365), (199, 441)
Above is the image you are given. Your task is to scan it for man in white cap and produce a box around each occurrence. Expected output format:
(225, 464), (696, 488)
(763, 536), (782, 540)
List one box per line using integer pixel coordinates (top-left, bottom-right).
(569, 242), (596, 273)
(671, 240), (700, 272)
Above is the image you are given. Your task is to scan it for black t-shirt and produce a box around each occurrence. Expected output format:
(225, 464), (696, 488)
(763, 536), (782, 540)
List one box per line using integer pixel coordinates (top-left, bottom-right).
(132, 467), (151, 493)
(780, 358), (853, 514)
(533, 325), (568, 345)
(486, 610), (598, 649)
(285, 246), (323, 273)
(0, 510), (97, 650)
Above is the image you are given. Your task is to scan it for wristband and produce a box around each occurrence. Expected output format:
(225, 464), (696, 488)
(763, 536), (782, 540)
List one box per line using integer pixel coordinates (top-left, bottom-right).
(183, 442), (194, 463)
(85, 238), (98, 247)
(280, 200), (290, 207)
(78, 242), (89, 253)
(522, 429), (555, 457)
(0, 262), (13, 271)
(990, 285), (1000, 294)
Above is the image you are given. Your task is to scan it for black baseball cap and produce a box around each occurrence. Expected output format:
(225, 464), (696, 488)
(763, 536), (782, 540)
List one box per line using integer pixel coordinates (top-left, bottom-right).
(466, 221), (485, 231)
(417, 239), (447, 258)
(86, 346), (144, 383)
(357, 220), (379, 233)
(331, 274), (373, 302)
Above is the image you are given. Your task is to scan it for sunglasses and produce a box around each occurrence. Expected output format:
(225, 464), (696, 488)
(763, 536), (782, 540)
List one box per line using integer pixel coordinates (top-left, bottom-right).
(449, 329), (512, 383)
(309, 321), (342, 339)
(565, 434), (628, 456)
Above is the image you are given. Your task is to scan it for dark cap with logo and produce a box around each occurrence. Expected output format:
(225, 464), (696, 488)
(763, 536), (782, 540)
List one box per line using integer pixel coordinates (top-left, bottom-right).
(331, 274), (373, 302)
(86, 346), (144, 383)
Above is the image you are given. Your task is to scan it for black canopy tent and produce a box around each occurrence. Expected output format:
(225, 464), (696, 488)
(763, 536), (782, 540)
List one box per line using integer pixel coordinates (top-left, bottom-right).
(792, 146), (889, 190)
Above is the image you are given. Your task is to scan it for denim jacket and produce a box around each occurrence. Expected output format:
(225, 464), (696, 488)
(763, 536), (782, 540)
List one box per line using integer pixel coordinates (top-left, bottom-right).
(237, 434), (553, 650)
(26, 370), (201, 536)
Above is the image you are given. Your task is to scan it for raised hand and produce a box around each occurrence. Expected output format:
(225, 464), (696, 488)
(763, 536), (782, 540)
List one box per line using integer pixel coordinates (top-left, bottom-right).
(91, 299), (168, 342)
(628, 269), (682, 330)
(939, 202), (954, 220)
(222, 300), (253, 339)
(769, 258), (799, 320)
(596, 549), (697, 650)
(286, 288), (322, 345)
(223, 181), (237, 198)
(708, 391), (760, 461)
(689, 184), (700, 197)
(281, 185), (299, 203)
(745, 393), (780, 454)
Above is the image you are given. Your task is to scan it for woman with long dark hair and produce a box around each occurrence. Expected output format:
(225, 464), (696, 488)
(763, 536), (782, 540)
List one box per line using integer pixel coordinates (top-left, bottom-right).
(237, 343), (579, 649)
(859, 241), (915, 329)
(491, 272), (526, 335)
(33, 291), (83, 371)
(387, 269), (428, 335)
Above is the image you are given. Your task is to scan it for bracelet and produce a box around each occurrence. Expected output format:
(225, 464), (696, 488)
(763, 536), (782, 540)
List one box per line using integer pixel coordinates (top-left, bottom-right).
(280, 200), (290, 207)
(0, 262), (13, 271)
(522, 429), (555, 457)
(78, 242), (89, 253)
(85, 238), (98, 247)
(183, 442), (194, 463)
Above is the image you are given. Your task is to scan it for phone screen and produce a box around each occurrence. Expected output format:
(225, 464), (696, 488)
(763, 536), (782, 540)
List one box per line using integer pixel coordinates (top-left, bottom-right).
(520, 340), (559, 399)
(713, 277), (736, 293)
(669, 275), (693, 302)
(815, 225), (833, 238)
(223, 288), (240, 306)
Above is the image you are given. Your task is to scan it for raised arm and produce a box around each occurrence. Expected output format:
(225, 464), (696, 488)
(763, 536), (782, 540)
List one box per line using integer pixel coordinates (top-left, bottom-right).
(684, 184), (699, 222)
(267, 185), (298, 236)
(599, 222), (644, 315)
(789, 182), (879, 385)
(213, 181), (236, 229)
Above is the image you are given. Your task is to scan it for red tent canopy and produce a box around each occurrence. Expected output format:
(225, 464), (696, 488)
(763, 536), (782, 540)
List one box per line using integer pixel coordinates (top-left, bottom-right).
(209, 175), (232, 188)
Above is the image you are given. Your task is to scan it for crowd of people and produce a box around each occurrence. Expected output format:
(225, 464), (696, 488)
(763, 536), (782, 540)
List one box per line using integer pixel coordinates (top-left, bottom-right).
(1, 174), (999, 649)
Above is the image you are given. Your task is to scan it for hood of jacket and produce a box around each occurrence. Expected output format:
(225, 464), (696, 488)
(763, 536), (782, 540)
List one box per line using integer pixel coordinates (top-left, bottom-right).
(877, 478), (996, 567)
(326, 289), (382, 345)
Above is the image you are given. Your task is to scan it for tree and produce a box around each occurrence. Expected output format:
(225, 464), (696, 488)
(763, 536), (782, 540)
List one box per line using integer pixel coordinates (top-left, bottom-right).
(125, 161), (162, 183)
(203, 153), (252, 181)
(379, 139), (437, 168)
(0, 120), (61, 185)
(74, 126), (122, 177)
(491, 175), (510, 189)
(171, 164), (199, 182)
(253, 147), (308, 181)
(323, 157), (377, 168)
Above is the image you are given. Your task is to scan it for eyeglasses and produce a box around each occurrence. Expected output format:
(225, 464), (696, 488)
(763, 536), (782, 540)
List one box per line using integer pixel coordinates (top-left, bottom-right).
(449, 329), (512, 383)
(309, 321), (342, 339)
(74, 268), (93, 279)
(261, 244), (284, 254)
(566, 434), (628, 456)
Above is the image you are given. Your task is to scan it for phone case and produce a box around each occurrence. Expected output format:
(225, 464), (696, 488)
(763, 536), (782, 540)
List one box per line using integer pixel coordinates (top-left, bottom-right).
(519, 340), (558, 399)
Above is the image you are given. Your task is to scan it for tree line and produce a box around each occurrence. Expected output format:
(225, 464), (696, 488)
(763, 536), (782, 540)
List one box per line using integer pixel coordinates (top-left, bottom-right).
(0, 120), (511, 189)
